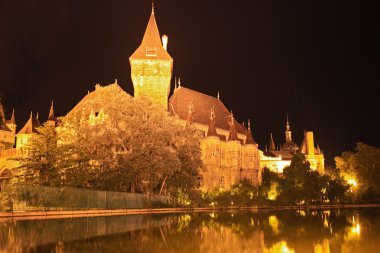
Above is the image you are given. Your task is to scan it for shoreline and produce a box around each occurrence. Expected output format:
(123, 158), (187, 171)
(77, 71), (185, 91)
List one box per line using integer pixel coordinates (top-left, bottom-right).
(1, 204), (380, 221)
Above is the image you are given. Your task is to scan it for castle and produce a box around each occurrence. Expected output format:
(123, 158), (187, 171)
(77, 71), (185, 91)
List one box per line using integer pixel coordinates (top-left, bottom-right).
(0, 5), (324, 190)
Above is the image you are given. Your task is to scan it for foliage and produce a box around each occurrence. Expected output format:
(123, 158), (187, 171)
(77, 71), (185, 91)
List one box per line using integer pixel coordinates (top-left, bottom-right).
(201, 179), (259, 207)
(259, 167), (281, 201)
(15, 124), (62, 186)
(16, 86), (203, 200)
(335, 143), (380, 202)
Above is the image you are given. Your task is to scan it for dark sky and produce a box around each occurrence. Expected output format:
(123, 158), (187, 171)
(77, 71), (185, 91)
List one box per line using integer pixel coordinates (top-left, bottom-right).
(0, 0), (379, 166)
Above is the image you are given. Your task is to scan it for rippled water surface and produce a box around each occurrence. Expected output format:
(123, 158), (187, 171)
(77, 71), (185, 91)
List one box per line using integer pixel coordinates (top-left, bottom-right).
(1, 208), (380, 252)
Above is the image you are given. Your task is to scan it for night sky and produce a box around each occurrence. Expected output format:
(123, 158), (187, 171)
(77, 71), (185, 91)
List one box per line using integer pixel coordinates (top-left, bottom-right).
(0, 1), (379, 166)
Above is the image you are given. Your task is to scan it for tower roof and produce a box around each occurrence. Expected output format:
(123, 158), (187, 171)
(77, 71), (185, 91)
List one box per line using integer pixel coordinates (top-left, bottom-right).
(0, 103), (5, 122)
(48, 101), (58, 122)
(269, 133), (276, 151)
(17, 113), (42, 135)
(228, 112), (238, 141)
(206, 106), (218, 137)
(9, 109), (16, 125)
(130, 6), (172, 60)
(245, 119), (256, 145)
(0, 103), (12, 132)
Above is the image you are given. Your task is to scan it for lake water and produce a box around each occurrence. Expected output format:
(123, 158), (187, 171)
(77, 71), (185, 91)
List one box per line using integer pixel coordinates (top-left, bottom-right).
(1, 208), (380, 252)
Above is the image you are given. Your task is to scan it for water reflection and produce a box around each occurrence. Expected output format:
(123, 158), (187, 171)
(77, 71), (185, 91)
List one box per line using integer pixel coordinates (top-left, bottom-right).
(1, 208), (380, 253)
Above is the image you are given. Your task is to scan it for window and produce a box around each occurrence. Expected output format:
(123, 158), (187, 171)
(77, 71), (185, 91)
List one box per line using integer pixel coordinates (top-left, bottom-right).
(146, 47), (157, 57)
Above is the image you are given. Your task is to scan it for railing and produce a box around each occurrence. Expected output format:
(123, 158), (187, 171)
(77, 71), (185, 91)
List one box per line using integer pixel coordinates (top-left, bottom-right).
(0, 183), (170, 211)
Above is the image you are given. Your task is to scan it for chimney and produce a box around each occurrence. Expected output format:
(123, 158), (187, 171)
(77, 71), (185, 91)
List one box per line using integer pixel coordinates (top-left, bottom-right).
(162, 35), (168, 51)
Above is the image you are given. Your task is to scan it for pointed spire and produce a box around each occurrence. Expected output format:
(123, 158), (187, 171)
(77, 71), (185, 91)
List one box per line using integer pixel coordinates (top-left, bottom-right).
(10, 109), (16, 125)
(151, 0), (155, 14)
(217, 91), (220, 100)
(178, 77), (181, 87)
(285, 114), (292, 142)
(245, 119), (256, 145)
(17, 111), (41, 134)
(206, 106), (218, 137)
(269, 133), (276, 151)
(48, 100), (58, 123)
(286, 114), (290, 131)
(0, 103), (5, 122)
(115, 79), (118, 84)
(130, 3), (172, 60)
(228, 111), (238, 141)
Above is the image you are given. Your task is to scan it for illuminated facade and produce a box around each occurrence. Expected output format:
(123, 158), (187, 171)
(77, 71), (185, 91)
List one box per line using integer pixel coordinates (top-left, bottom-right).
(260, 116), (325, 174)
(128, 6), (261, 189)
(0, 5), (324, 188)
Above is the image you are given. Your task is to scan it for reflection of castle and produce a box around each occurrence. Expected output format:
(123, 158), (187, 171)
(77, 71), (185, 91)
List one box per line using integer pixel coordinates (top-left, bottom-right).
(0, 5), (324, 189)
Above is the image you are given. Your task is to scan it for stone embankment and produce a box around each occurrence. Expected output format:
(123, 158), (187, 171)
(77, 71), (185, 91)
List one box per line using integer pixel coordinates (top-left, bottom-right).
(1, 204), (380, 221)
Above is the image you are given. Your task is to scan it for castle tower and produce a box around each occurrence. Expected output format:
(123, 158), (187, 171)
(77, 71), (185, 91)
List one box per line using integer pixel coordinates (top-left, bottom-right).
(200, 107), (222, 189)
(46, 101), (58, 127)
(130, 4), (173, 110)
(16, 112), (41, 149)
(285, 115), (292, 142)
(243, 120), (261, 186)
(7, 109), (17, 134)
(300, 131), (325, 173)
(269, 133), (276, 151)
(0, 104), (15, 150)
(226, 112), (241, 186)
(0, 103), (5, 123)
(282, 115), (298, 152)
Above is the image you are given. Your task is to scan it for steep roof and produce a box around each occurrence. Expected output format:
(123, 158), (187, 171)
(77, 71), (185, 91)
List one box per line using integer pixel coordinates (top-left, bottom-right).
(229, 120), (238, 141)
(169, 86), (246, 135)
(6, 109), (16, 125)
(206, 107), (218, 137)
(17, 114), (41, 134)
(245, 120), (256, 145)
(0, 103), (5, 122)
(47, 102), (58, 122)
(0, 104), (12, 132)
(130, 7), (172, 60)
(269, 133), (276, 151)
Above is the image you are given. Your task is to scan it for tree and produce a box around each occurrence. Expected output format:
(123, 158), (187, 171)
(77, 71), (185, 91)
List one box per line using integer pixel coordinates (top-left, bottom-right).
(279, 154), (326, 204)
(16, 124), (63, 186)
(17, 84), (203, 199)
(259, 167), (281, 201)
(335, 143), (380, 201)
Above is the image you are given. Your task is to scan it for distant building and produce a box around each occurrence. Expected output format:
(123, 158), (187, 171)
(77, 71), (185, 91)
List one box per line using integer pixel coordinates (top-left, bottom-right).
(260, 116), (325, 174)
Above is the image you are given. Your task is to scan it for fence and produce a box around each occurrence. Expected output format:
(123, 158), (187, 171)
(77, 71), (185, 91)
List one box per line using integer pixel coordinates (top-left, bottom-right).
(0, 183), (170, 211)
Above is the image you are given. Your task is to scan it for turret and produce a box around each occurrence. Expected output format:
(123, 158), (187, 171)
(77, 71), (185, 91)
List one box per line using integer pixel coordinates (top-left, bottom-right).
(285, 114), (292, 142)
(129, 3), (173, 110)
(269, 133), (276, 151)
(16, 112), (42, 149)
(228, 111), (238, 141)
(46, 101), (58, 127)
(245, 119), (256, 145)
(200, 107), (221, 189)
(206, 106), (218, 137)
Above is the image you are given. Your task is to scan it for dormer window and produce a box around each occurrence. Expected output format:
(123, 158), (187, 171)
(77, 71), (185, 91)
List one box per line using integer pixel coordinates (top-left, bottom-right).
(146, 47), (157, 57)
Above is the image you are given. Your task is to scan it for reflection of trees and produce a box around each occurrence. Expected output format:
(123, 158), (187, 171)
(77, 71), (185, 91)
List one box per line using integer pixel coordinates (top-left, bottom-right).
(2, 209), (380, 252)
